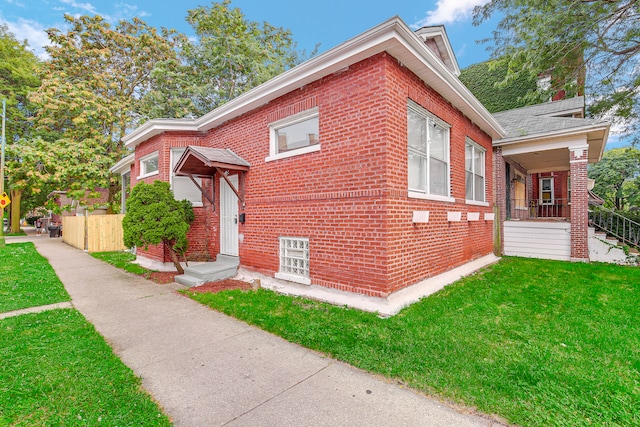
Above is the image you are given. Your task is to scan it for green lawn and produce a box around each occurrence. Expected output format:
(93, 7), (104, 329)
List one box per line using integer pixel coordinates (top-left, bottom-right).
(0, 309), (171, 426)
(0, 242), (71, 313)
(183, 257), (640, 427)
(0, 243), (171, 425)
(90, 250), (151, 275)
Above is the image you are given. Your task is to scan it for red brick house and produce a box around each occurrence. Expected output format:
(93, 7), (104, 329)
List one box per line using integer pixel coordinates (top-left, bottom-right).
(114, 17), (504, 315)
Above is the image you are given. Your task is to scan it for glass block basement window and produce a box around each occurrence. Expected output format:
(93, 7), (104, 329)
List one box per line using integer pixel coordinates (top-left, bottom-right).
(279, 237), (309, 278)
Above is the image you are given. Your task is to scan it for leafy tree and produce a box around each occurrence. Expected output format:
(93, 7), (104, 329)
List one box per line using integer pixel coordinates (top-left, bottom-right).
(175, 0), (303, 116)
(473, 0), (640, 143)
(459, 59), (543, 113)
(30, 15), (182, 210)
(0, 25), (44, 233)
(123, 181), (195, 274)
(588, 147), (640, 210)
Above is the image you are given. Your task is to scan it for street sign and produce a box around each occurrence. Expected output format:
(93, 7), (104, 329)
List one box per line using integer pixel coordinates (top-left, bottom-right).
(0, 192), (10, 208)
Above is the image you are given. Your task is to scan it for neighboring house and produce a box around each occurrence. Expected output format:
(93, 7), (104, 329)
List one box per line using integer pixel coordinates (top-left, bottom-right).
(114, 17), (505, 315)
(493, 96), (609, 261)
(47, 188), (110, 223)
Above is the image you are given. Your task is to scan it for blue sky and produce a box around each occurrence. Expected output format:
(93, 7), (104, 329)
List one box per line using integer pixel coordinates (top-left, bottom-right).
(0, 0), (499, 68)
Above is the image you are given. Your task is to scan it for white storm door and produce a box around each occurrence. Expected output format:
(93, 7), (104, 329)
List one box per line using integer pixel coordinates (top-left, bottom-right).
(220, 175), (239, 256)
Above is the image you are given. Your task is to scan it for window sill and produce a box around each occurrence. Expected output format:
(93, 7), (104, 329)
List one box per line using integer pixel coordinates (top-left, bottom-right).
(275, 272), (311, 286)
(408, 191), (455, 203)
(266, 144), (321, 162)
(137, 171), (159, 180)
(465, 200), (489, 207)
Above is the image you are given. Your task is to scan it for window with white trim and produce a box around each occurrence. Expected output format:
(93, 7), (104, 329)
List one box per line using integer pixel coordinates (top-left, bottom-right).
(139, 152), (158, 178)
(407, 101), (450, 198)
(275, 237), (310, 285)
(171, 148), (202, 206)
(465, 139), (486, 203)
(267, 108), (320, 161)
(540, 177), (554, 205)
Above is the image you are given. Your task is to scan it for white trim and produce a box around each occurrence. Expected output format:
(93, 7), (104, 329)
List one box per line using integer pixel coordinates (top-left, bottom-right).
(408, 191), (455, 203)
(539, 177), (554, 205)
(110, 153), (134, 174)
(123, 17), (504, 149)
(464, 138), (486, 203)
(138, 151), (159, 179)
(265, 144), (321, 162)
(275, 272), (311, 286)
(170, 148), (203, 207)
(465, 200), (489, 207)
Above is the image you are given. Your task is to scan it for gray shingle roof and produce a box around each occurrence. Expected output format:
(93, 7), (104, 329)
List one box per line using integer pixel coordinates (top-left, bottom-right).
(493, 96), (607, 140)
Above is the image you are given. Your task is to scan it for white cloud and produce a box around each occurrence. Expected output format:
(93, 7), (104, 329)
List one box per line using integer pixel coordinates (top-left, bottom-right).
(416, 0), (491, 26)
(2, 17), (51, 59)
(59, 0), (98, 15)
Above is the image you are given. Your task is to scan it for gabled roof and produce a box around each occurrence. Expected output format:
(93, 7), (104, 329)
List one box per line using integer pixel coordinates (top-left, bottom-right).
(174, 146), (250, 178)
(413, 26), (460, 76)
(123, 16), (504, 149)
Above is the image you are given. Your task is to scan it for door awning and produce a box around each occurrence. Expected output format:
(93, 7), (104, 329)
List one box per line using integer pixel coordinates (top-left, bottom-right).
(173, 146), (250, 177)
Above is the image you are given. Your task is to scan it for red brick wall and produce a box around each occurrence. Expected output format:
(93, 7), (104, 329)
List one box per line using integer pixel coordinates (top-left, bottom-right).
(570, 147), (589, 260)
(132, 52), (494, 296)
(531, 171), (570, 201)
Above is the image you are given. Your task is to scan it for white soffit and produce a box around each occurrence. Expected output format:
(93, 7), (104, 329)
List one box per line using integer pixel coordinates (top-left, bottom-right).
(124, 16), (504, 149)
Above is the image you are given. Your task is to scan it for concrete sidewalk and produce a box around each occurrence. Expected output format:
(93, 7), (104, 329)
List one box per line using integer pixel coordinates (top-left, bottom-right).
(12, 233), (502, 426)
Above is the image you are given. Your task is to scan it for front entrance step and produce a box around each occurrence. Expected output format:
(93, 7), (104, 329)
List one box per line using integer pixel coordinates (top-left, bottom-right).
(175, 255), (239, 287)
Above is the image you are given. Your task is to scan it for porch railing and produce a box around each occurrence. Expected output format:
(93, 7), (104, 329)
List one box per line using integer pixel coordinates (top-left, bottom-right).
(589, 202), (640, 250)
(508, 198), (571, 220)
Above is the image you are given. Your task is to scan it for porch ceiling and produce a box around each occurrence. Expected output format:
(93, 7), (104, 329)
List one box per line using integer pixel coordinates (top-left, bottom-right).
(499, 126), (608, 174)
(174, 146), (250, 177)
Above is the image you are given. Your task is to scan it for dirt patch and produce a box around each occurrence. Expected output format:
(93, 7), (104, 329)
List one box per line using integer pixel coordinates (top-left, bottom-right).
(187, 279), (253, 293)
(146, 271), (179, 284)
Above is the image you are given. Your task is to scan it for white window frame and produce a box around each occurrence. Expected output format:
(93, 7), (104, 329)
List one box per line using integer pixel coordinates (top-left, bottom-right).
(266, 107), (320, 162)
(407, 101), (453, 202)
(275, 236), (311, 285)
(465, 138), (488, 206)
(540, 177), (554, 205)
(170, 148), (203, 207)
(138, 152), (159, 179)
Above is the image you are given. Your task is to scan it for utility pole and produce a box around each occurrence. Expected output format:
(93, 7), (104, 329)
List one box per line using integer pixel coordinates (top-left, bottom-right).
(0, 99), (6, 247)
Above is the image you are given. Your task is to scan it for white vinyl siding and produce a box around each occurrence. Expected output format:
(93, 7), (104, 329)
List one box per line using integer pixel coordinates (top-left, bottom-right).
(504, 221), (571, 261)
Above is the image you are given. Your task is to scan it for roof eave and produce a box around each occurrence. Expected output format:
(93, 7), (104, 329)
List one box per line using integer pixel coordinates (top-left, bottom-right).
(493, 122), (610, 147)
(123, 16), (505, 147)
(123, 119), (199, 149)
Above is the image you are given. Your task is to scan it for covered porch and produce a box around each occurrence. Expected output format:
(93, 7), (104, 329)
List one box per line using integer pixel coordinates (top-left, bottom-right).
(492, 97), (609, 262)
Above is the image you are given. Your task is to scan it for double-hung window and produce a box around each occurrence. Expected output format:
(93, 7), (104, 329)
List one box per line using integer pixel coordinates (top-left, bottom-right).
(540, 177), (554, 205)
(267, 108), (320, 161)
(465, 138), (486, 204)
(139, 152), (158, 178)
(171, 148), (202, 207)
(407, 101), (451, 200)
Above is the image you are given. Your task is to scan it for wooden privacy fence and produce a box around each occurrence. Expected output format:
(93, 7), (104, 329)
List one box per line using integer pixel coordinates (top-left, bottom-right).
(62, 214), (127, 252)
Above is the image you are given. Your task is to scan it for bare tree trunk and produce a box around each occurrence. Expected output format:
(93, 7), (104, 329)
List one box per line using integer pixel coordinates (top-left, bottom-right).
(166, 242), (184, 274)
(10, 189), (23, 234)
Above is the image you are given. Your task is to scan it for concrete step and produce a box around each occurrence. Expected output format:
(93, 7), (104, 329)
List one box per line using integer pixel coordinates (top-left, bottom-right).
(174, 255), (239, 287)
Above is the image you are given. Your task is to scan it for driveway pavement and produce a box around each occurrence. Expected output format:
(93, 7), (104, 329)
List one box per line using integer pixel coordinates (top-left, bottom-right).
(8, 230), (504, 426)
